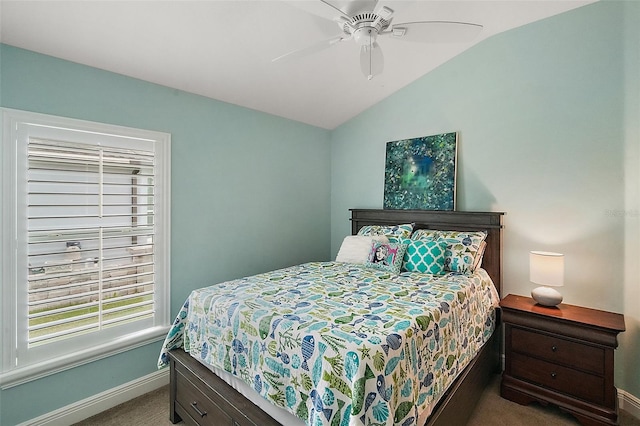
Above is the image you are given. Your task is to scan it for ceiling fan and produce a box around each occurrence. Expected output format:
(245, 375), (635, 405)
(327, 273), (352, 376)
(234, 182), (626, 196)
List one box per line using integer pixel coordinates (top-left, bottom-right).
(274, 0), (483, 80)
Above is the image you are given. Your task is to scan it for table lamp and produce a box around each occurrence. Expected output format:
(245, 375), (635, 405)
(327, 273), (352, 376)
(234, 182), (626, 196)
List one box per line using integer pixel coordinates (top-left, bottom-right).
(530, 251), (564, 306)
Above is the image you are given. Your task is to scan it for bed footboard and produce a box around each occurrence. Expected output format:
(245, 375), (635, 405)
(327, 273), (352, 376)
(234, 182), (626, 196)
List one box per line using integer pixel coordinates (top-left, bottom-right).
(168, 326), (501, 426)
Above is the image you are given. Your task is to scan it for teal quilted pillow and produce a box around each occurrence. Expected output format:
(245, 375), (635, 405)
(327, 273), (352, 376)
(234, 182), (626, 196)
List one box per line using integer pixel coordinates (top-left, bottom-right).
(364, 241), (408, 274)
(402, 240), (447, 274)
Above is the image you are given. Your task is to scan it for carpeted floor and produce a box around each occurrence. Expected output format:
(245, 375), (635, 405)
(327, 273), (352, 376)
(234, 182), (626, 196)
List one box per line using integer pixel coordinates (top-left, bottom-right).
(467, 375), (640, 426)
(73, 375), (640, 425)
(72, 385), (178, 426)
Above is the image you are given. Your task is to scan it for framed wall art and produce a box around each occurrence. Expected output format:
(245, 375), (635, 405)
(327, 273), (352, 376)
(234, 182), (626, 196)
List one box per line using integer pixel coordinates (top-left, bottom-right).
(383, 132), (458, 210)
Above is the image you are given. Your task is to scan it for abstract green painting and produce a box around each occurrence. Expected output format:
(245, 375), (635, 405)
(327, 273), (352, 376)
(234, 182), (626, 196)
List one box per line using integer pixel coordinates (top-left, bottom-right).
(383, 132), (457, 210)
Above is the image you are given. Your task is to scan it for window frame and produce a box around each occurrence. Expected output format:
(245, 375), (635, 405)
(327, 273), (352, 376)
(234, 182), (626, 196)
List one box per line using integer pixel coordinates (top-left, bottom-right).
(1, 108), (171, 389)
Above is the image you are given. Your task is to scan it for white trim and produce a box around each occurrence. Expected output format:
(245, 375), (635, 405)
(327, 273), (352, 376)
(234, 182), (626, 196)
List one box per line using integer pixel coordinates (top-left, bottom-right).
(620, 388), (640, 421)
(0, 326), (169, 389)
(17, 368), (169, 426)
(1, 107), (171, 387)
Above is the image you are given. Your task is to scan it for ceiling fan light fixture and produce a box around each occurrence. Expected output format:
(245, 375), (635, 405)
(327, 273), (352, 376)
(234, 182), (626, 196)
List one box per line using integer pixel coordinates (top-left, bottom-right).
(353, 27), (377, 46)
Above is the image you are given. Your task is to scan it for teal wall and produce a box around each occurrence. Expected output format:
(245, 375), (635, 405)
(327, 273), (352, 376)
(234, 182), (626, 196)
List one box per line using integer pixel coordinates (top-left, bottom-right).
(331, 0), (640, 398)
(0, 45), (331, 425)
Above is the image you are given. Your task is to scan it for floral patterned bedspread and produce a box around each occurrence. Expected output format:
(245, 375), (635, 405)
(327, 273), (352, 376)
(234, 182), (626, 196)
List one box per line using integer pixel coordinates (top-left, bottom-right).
(158, 262), (499, 426)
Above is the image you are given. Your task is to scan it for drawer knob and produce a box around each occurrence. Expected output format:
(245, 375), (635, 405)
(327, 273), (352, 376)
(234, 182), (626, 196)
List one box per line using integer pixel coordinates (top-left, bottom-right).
(551, 372), (557, 379)
(551, 345), (557, 352)
(191, 401), (207, 418)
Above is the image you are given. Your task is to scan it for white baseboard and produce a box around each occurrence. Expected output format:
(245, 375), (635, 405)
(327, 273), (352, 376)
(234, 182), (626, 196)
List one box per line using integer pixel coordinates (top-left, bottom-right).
(620, 388), (640, 420)
(19, 368), (170, 426)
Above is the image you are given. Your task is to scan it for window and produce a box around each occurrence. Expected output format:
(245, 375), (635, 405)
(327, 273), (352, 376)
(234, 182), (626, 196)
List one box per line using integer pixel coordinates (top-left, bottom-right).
(1, 109), (171, 388)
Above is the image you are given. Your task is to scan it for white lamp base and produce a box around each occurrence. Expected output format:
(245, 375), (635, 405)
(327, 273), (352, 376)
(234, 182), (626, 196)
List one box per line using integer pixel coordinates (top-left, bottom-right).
(531, 286), (563, 307)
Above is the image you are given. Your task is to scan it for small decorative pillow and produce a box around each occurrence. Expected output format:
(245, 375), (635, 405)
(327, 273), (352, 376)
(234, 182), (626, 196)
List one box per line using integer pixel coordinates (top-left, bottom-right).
(437, 231), (488, 274)
(364, 241), (408, 274)
(335, 235), (390, 264)
(357, 223), (414, 243)
(410, 229), (440, 242)
(402, 240), (447, 274)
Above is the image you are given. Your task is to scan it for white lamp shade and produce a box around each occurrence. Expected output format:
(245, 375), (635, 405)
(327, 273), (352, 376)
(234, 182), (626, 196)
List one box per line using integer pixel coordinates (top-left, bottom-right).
(530, 251), (564, 287)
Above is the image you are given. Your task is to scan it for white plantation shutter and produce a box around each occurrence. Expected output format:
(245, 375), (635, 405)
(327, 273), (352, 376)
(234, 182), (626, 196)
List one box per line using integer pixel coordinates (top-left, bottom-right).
(27, 139), (156, 345)
(1, 109), (170, 387)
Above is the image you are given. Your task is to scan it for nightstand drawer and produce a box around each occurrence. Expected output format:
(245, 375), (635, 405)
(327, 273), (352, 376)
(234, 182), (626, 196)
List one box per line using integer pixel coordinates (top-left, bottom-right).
(511, 327), (604, 375)
(511, 352), (605, 405)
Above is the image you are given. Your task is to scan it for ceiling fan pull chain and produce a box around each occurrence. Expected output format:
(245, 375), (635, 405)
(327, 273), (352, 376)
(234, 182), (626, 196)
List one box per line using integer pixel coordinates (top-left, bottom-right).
(368, 29), (373, 80)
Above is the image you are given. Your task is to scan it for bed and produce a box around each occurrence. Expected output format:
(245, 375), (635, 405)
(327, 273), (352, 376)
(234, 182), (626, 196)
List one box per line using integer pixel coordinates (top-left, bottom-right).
(159, 209), (504, 426)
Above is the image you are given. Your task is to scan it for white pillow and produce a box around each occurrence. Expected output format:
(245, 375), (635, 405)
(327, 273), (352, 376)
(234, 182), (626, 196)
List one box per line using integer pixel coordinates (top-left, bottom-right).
(335, 235), (389, 264)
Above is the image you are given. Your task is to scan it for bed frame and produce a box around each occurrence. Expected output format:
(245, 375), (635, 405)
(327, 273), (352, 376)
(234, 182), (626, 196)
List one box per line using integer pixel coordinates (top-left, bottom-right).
(168, 209), (504, 426)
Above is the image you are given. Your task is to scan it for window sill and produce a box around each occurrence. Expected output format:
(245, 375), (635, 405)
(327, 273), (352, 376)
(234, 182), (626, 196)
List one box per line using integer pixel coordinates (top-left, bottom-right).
(0, 325), (170, 390)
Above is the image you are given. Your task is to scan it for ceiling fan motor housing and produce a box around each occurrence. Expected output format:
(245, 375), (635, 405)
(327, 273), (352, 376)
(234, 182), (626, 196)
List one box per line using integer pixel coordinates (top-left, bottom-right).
(341, 12), (392, 45)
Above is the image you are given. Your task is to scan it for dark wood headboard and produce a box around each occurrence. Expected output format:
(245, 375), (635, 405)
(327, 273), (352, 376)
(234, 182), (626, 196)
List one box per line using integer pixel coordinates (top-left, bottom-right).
(350, 209), (504, 296)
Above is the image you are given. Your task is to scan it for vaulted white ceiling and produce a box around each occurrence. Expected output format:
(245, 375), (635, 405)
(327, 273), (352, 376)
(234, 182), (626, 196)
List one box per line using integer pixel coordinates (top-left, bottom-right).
(0, 0), (595, 129)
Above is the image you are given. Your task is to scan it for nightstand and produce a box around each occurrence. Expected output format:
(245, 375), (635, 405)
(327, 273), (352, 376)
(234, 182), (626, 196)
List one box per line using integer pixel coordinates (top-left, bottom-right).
(500, 294), (625, 426)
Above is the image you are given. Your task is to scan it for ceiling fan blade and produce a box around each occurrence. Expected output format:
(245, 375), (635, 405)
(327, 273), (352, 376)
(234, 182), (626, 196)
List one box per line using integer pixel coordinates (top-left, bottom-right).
(272, 35), (348, 63)
(282, 0), (380, 22)
(342, 0), (380, 16)
(319, 0), (350, 18)
(360, 42), (384, 80)
(388, 21), (483, 43)
(281, 0), (348, 21)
